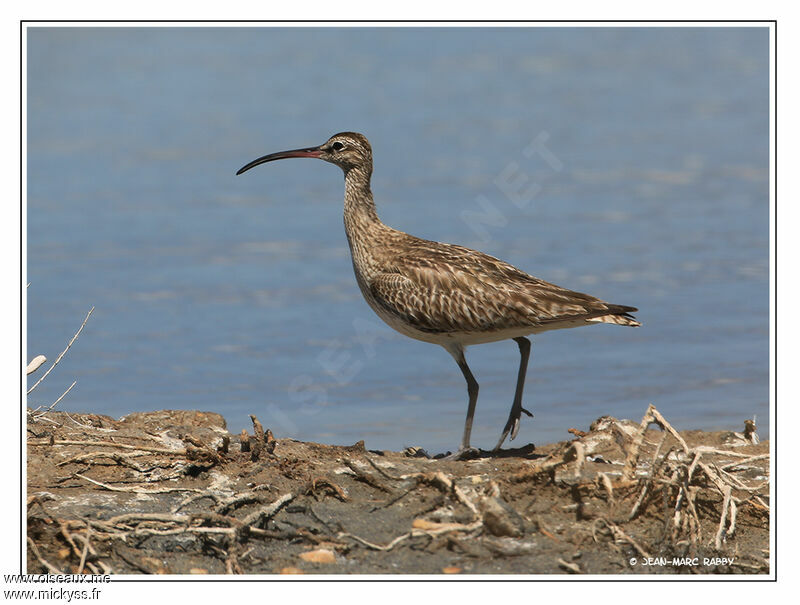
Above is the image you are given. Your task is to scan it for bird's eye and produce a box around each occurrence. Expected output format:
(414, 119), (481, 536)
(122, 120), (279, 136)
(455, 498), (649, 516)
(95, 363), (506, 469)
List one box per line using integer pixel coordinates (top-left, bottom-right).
(331, 141), (345, 151)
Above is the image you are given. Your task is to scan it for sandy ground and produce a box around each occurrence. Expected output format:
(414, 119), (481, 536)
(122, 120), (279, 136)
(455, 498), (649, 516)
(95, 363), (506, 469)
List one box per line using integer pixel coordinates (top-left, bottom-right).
(26, 406), (769, 575)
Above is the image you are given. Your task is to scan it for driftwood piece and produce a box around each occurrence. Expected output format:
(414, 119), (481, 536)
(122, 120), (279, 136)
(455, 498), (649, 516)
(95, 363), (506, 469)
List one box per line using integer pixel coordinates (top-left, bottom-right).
(623, 404), (689, 481)
(27, 355), (47, 375)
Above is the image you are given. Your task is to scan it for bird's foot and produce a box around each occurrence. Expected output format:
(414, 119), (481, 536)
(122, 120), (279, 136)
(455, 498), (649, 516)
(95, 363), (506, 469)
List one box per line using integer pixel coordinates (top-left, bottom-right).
(439, 446), (481, 461)
(493, 428), (512, 453)
(511, 406), (534, 439)
(493, 406), (534, 452)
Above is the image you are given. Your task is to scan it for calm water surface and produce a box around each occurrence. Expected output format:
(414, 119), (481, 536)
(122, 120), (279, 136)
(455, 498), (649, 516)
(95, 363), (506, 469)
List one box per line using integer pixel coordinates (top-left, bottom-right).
(26, 27), (770, 452)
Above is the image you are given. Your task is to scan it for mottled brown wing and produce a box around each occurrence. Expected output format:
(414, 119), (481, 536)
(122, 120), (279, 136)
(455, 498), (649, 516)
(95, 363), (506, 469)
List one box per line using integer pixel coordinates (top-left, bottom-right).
(369, 237), (637, 334)
(368, 270), (524, 333)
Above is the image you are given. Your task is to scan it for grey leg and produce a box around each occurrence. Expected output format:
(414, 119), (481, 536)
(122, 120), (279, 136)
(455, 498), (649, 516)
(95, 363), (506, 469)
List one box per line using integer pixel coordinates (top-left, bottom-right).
(456, 352), (480, 452)
(443, 343), (480, 459)
(493, 337), (533, 451)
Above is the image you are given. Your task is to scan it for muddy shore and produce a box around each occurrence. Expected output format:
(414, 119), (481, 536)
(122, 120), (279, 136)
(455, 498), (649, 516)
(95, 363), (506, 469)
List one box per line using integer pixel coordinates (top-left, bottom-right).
(26, 406), (769, 575)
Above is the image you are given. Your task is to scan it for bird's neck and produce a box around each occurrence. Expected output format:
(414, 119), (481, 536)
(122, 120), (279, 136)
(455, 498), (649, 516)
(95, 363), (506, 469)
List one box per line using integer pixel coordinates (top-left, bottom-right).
(343, 165), (382, 237)
(342, 164), (393, 278)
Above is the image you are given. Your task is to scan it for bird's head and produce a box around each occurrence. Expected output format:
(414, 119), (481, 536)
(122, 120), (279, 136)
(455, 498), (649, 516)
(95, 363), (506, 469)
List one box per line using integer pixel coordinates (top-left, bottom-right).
(236, 132), (372, 176)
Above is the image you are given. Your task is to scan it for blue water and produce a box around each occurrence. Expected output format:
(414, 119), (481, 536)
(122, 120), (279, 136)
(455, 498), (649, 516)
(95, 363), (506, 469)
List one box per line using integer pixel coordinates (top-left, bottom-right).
(26, 27), (770, 452)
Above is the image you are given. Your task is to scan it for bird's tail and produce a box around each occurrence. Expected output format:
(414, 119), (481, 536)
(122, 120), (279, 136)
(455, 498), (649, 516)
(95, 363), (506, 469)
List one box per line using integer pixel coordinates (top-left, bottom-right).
(586, 305), (641, 327)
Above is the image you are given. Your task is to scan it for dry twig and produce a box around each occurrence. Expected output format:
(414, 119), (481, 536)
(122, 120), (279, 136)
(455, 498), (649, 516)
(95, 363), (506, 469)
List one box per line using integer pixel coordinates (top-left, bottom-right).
(28, 307), (94, 394)
(593, 518), (651, 560)
(77, 523), (91, 574)
(623, 404), (689, 480)
(557, 557), (582, 573)
(30, 381), (78, 420)
(29, 439), (184, 455)
(75, 473), (203, 494)
(343, 459), (393, 494)
(56, 451), (148, 471)
(240, 493), (294, 527)
(27, 537), (62, 574)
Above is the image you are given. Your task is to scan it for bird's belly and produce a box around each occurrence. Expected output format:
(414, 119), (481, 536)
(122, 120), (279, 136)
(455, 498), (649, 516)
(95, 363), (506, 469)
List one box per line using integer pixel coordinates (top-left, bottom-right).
(362, 298), (442, 342)
(363, 295), (594, 347)
(444, 319), (593, 345)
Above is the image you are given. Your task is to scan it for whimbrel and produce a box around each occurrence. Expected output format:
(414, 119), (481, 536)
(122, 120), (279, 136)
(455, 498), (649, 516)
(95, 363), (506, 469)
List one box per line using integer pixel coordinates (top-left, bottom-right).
(237, 132), (640, 459)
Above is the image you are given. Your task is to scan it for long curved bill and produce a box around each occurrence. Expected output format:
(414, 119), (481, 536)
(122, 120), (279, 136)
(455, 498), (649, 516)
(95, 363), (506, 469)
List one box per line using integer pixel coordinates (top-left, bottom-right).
(236, 146), (322, 175)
